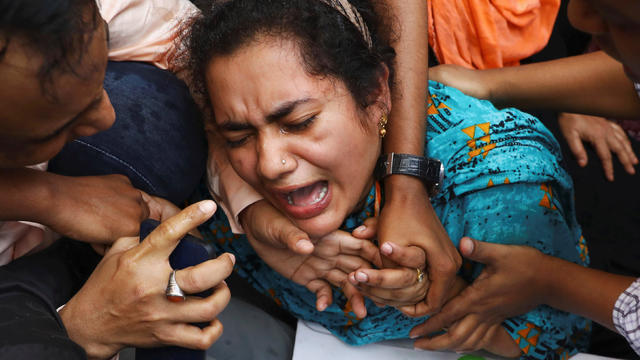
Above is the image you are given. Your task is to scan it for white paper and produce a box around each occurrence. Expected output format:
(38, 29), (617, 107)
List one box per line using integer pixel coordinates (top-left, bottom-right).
(292, 320), (620, 360)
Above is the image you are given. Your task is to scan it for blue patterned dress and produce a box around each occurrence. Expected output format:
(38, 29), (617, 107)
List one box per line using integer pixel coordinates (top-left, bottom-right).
(198, 81), (591, 359)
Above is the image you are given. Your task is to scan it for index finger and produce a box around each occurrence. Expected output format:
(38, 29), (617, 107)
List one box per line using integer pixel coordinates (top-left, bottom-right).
(137, 200), (217, 260)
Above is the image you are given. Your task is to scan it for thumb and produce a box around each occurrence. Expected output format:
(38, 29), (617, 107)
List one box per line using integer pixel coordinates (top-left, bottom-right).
(144, 193), (183, 221)
(105, 236), (139, 257)
(458, 237), (499, 264)
(273, 220), (314, 255)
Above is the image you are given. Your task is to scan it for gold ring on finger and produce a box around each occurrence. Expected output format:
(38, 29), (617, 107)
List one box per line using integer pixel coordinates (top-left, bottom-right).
(416, 268), (424, 283)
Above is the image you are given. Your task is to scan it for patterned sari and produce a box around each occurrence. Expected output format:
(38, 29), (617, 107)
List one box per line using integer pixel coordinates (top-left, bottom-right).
(198, 81), (591, 359)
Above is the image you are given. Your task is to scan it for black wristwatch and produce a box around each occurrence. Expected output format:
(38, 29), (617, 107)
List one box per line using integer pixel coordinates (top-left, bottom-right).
(374, 153), (444, 196)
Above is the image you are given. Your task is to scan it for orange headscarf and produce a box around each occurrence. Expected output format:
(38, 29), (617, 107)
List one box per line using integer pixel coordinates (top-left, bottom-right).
(428, 0), (560, 69)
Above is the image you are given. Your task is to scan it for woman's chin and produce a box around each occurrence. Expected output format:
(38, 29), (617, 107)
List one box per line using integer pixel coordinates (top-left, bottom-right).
(290, 214), (345, 241)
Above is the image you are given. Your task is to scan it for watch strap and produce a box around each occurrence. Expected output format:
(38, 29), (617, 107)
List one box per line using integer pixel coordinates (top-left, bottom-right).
(375, 153), (443, 195)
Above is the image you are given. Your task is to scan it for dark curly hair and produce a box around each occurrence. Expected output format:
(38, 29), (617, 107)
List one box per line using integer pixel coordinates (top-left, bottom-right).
(0, 0), (100, 95)
(186, 0), (396, 115)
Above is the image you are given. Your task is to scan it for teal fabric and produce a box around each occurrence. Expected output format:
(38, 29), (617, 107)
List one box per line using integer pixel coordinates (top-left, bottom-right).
(199, 81), (590, 359)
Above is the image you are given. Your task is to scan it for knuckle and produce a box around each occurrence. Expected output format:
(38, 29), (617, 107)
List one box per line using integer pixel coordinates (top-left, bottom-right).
(116, 252), (138, 272)
(182, 270), (204, 291)
(201, 304), (221, 321)
(141, 308), (164, 324)
(201, 321), (223, 349)
(153, 327), (174, 345)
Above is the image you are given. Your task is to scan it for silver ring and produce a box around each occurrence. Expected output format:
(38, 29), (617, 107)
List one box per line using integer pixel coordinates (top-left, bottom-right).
(416, 268), (424, 283)
(166, 270), (185, 302)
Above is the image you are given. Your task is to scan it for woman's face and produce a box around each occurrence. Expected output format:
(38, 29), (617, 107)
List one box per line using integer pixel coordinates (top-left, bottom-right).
(205, 38), (388, 239)
(568, 0), (640, 83)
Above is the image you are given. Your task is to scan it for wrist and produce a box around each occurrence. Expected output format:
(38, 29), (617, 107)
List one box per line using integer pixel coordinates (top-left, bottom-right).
(534, 251), (559, 306)
(376, 153), (443, 197)
(59, 301), (116, 360)
(382, 174), (429, 203)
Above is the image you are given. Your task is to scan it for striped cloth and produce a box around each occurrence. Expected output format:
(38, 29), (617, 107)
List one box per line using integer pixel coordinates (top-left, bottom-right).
(614, 278), (640, 355)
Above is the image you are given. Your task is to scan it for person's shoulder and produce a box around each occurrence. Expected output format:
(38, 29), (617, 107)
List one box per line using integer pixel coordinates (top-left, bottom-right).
(426, 82), (569, 199)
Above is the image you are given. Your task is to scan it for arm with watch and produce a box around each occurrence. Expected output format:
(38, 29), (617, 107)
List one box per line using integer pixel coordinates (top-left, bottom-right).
(366, 0), (462, 316)
(231, 0), (461, 316)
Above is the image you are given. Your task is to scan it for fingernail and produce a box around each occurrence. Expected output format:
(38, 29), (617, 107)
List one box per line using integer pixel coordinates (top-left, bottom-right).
(355, 271), (368, 282)
(222, 280), (228, 286)
(228, 253), (236, 265)
(409, 333), (419, 339)
(381, 242), (393, 255)
(348, 273), (357, 285)
(460, 237), (474, 255)
(354, 225), (367, 233)
(318, 303), (327, 311)
(199, 200), (216, 214)
(296, 239), (314, 252)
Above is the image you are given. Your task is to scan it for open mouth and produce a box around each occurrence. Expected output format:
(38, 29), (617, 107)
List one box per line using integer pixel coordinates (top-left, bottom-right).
(273, 180), (331, 220)
(286, 181), (329, 206)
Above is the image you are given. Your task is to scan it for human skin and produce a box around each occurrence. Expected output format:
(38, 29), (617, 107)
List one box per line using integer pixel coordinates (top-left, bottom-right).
(59, 200), (236, 360)
(0, 16), (169, 244)
(413, 0), (640, 351)
(374, 0), (461, 316)
(236, 0), (460, 316)
(0, 5), (234, 357)
(205, 36), (520, 357)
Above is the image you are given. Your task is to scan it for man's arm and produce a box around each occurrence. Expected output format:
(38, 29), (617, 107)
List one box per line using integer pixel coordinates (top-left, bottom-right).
(0, 168), (160, 244)
(430, 51), (640, 118)
(412, 237), (637, 341)
(374, 0), (462, 314)
(540, 250), (635, 330)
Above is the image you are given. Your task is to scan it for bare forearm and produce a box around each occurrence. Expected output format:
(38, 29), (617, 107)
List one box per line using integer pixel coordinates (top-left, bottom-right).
(539, 254), (635, 330)
(0, 168), (52, 221)
(378, 0), (428, 156)
(376, 0), (429, 198)
(488, 52), (640, 118)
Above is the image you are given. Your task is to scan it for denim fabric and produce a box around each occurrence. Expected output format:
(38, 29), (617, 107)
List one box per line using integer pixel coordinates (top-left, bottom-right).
(49, 61), (207, 205)
(0, 61), (207, 360)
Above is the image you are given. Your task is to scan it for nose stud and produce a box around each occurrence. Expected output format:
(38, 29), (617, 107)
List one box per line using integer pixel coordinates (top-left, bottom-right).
(281, 159), (286, 165)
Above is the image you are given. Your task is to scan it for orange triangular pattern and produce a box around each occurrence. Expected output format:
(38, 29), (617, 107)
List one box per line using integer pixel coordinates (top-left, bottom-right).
(522, 344), (530, 354)
(477, 122), (490, 135)
(504, 177), (510, 184)
(462, 126), (476, 139)
(540, 183), (549, 193)
(427, 104), (439, 115)
(437, 102), (451, 110)
(487, 179), (494, 187)
(481, 143), (496, 158)
(529, 333), (539, 346)
(539, 194), (552, 208)
(517, 328), (531, 338)
(478, 135), (491, 143)
(467, 139), (477, 149)
(468, 148), (482, 161)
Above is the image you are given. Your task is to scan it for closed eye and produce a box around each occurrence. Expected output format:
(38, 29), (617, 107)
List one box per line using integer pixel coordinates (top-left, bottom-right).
(283, 115), (316, 133)
(226, 135), (250, 148)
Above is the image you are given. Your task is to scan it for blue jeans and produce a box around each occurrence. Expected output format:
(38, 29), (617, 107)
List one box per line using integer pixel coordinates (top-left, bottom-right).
(0, 61), (206, 359)
(49, 61), (207, 205)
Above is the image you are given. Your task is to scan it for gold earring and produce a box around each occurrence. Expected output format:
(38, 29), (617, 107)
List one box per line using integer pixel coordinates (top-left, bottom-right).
(378, 113), (388, 138)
